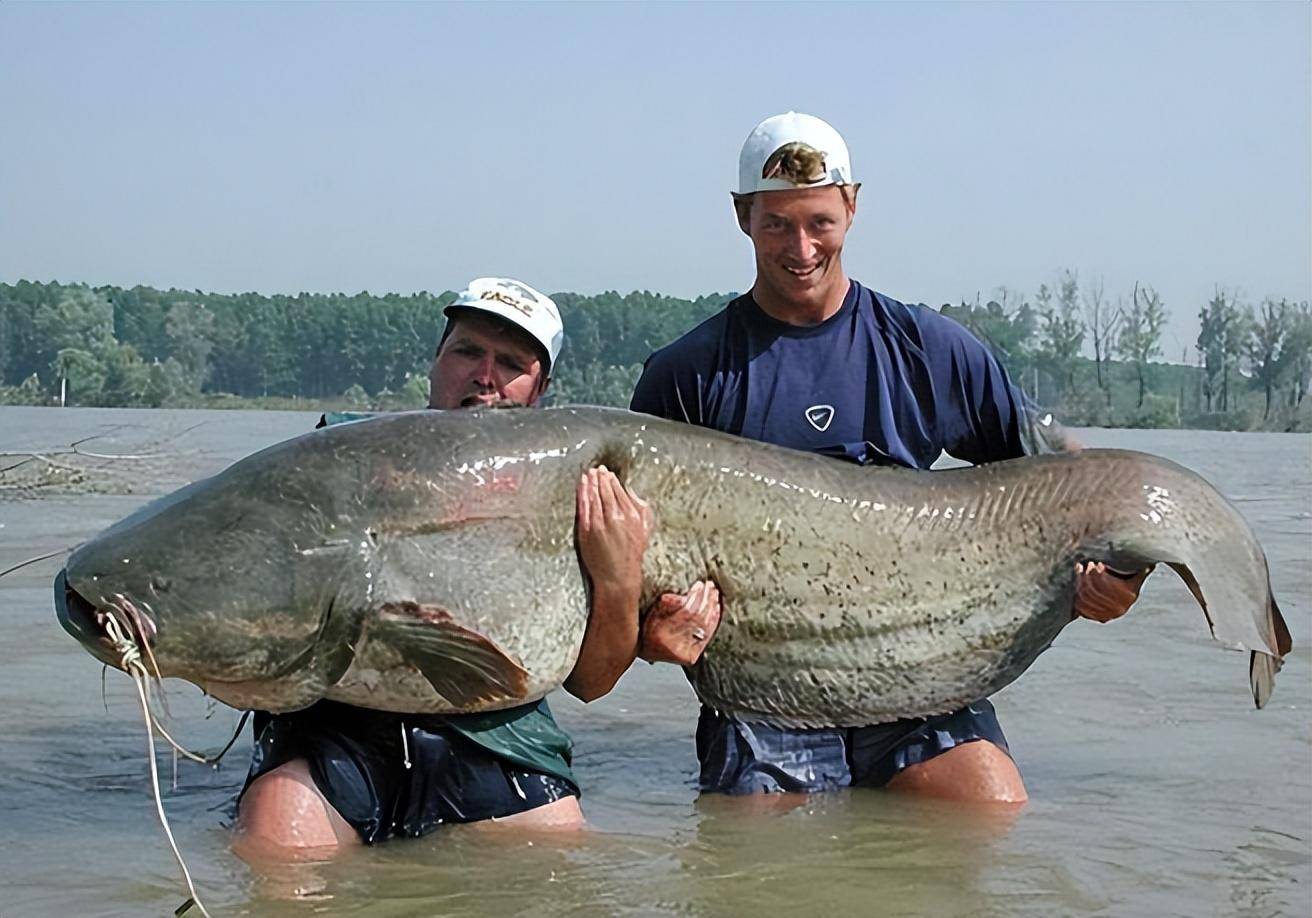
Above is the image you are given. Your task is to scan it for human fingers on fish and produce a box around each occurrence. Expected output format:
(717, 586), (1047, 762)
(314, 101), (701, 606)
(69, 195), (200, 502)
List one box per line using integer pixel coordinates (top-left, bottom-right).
(696, 581), (722, 633)
(583, 467), (610, 533)
(601, 465), (647, 531)
(643, 594), (708, 665)
(1074, 563), (1150, 623)
(678, 582), (722, 659)
(594, 464), (623, 522)
(589, 468), (609, 525)
(628, 485), (654, 535)
(575, 470), (594, 533)
(682, 581), (703, 611)
(683, 582), (721, 654)
(604, 467), (632, 522)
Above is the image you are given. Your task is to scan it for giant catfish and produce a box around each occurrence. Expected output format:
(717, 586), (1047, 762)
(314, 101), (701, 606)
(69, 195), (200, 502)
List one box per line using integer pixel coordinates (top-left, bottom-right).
(54, 407), (1291, 726)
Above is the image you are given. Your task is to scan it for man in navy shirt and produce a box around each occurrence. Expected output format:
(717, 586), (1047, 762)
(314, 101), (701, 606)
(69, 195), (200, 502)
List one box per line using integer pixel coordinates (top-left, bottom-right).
(629, 113), (1149, 803)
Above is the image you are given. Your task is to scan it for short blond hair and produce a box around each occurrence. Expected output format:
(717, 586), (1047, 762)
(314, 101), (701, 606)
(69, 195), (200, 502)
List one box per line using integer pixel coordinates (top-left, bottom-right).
(760, 142), (828, 186)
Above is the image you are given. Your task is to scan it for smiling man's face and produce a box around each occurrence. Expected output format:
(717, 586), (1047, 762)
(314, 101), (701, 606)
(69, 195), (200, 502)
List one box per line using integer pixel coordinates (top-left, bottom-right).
(428, 312), (548, 410)
(736, 184), (857, 324)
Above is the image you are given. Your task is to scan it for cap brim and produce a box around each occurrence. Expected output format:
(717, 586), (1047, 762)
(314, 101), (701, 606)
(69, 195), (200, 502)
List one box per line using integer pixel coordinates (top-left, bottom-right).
(441, 304), (554, 372)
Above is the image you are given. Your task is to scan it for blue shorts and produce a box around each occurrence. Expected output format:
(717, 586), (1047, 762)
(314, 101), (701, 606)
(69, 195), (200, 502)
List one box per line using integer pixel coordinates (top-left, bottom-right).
(239, 702), (579, 843)
(695, 700), (1010, 795)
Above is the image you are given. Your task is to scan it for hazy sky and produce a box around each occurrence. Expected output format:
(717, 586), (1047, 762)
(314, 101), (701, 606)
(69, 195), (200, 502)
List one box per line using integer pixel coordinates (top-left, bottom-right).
(2, 2), (1308, 356)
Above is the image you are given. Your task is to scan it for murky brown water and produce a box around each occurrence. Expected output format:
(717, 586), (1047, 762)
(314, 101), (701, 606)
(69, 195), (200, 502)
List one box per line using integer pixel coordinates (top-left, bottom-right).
(2, 407), (1309, 917)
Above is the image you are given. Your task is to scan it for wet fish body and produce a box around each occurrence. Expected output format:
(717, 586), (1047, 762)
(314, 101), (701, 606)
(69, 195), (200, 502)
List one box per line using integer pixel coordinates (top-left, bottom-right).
(55, 407), (1290, 726)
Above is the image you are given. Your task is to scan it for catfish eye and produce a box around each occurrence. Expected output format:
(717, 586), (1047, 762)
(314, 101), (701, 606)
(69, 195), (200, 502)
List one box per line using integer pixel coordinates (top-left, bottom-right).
(150, 576), (172, 594)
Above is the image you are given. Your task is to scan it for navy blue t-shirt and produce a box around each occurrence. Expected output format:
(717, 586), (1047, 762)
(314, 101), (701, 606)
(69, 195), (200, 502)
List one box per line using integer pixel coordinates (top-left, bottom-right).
(630, 281), (1058, 469)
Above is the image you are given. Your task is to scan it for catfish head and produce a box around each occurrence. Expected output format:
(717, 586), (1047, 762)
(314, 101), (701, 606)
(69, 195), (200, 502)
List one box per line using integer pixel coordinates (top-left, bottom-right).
(53, 438), (368, 712)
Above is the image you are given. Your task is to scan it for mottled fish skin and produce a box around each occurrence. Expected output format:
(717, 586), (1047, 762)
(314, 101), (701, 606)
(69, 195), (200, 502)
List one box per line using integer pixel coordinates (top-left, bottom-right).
(55, 407), (1290, 723)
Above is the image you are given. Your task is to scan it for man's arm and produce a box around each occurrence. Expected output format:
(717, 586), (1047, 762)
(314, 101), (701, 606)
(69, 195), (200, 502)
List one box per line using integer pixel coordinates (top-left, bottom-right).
(927, 317), (1070, 464)
(563, 466), (646, 702)
(563, 467), (721, 702)
(926, 313), (1148, 624)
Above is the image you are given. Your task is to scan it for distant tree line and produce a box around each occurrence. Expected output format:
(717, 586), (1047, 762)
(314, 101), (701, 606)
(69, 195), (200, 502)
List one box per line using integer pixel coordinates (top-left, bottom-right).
(0, 280), (732, 412)
(941, 272), (1311, 430)
(1, 278), (1308, 430)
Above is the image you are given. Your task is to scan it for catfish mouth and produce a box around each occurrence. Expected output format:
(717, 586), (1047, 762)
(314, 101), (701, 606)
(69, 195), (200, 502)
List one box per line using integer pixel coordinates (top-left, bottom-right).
(55, 569), (114, 663)
(55, 569), (103, 647)
(54, 569), (153, 669)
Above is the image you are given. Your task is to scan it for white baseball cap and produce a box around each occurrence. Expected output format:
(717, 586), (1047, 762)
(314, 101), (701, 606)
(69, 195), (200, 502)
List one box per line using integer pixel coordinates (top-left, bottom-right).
(737, 112), (854, 195)
(443, 277), (564, 372)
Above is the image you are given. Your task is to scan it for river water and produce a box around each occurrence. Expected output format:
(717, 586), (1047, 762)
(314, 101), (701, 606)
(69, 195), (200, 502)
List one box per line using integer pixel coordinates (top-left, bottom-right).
(1, 407), (1309, 917)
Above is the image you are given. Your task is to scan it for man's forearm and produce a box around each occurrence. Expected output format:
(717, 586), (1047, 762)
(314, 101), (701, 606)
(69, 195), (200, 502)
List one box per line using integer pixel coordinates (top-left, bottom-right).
(562, 583), (641, 702)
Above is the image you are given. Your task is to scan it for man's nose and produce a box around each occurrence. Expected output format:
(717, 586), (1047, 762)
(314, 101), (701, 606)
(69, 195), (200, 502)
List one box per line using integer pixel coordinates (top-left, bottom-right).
(784, 225), (815, 261)
(473, 354), (498, 387)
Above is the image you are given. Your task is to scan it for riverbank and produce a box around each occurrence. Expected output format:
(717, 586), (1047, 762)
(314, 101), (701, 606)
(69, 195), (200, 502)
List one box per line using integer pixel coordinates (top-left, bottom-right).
(3, 392), (1309, 433)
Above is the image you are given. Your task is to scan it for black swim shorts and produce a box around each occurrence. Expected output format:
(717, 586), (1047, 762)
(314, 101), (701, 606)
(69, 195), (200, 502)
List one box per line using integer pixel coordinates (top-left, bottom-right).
(239, 702), (580, 843)
(695, 700), (1011, 795)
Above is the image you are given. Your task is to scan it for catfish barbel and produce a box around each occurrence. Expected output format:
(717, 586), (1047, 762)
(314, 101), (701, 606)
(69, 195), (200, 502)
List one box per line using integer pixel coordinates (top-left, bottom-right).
(54, 407), (1291, 726)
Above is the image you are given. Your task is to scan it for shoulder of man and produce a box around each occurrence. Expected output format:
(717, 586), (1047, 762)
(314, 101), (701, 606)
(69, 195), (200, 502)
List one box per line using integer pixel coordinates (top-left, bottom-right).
(630, 299), (742, 419)
(866, 290), (998, 364)
(854, 287), (972, 356)
(633, 300), (738, 394)
(641, 298), (739, 374)
(886, 296), (1071, 457)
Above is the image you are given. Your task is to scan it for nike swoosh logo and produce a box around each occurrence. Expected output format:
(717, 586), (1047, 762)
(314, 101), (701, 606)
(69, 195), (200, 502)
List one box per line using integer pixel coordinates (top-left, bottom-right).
(805, 404), (834, 432)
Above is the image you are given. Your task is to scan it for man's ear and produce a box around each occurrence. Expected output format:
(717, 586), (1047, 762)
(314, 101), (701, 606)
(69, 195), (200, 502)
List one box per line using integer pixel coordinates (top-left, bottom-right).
(529, 374), (551, 407)
(731, 193), (753, 236)
(844, 184), (861, 222)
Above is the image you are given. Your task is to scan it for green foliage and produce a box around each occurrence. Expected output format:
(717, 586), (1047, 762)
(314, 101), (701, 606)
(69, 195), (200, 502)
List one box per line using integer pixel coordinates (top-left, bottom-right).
(940, 289), (1037, 374)
(1283, 301), (1312, 413)
(145, 358), (195, 408)
(164, 301), (216, 391)
(342, 383), (370, 407)
(1035, 271), (1086, 397)
(550, 290), (729, 407)
(1123, 391), (1180, 429)
(99, 342), (153, 406)
(2, 278), (1308, 431)
(399, 373), (430, 407)
(35, 288), (116, 373)
(0, 373), (46, 406)
(53, 348), (106, 404)
(1244, 298), (1291, 420)
(370, 374), (430, 411)
(1196, 289), (1251, 413)
(553, 362), (644, 408)
(1117, 283), (1167, 408)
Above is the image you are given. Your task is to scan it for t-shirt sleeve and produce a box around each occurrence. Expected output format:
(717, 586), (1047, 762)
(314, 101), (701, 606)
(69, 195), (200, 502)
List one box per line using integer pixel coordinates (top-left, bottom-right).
(629, 353), (671, 417)
(629, 307), (731, 426)
(629, 344), (705, 425)
(923, 312), (1068, 462)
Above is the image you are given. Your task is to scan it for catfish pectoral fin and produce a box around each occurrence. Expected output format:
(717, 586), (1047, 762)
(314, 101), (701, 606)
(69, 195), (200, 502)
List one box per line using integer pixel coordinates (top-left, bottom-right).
(375, 602), (531, 707)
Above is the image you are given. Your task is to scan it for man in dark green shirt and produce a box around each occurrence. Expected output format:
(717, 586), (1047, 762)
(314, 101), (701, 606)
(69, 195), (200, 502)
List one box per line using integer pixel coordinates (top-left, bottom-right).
(235, 278), (719, 855)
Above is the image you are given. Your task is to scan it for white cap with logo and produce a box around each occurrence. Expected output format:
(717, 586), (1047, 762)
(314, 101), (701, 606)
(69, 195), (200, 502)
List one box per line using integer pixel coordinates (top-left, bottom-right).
(737, 111), (854, 195)
(444, 277), (564, 372)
